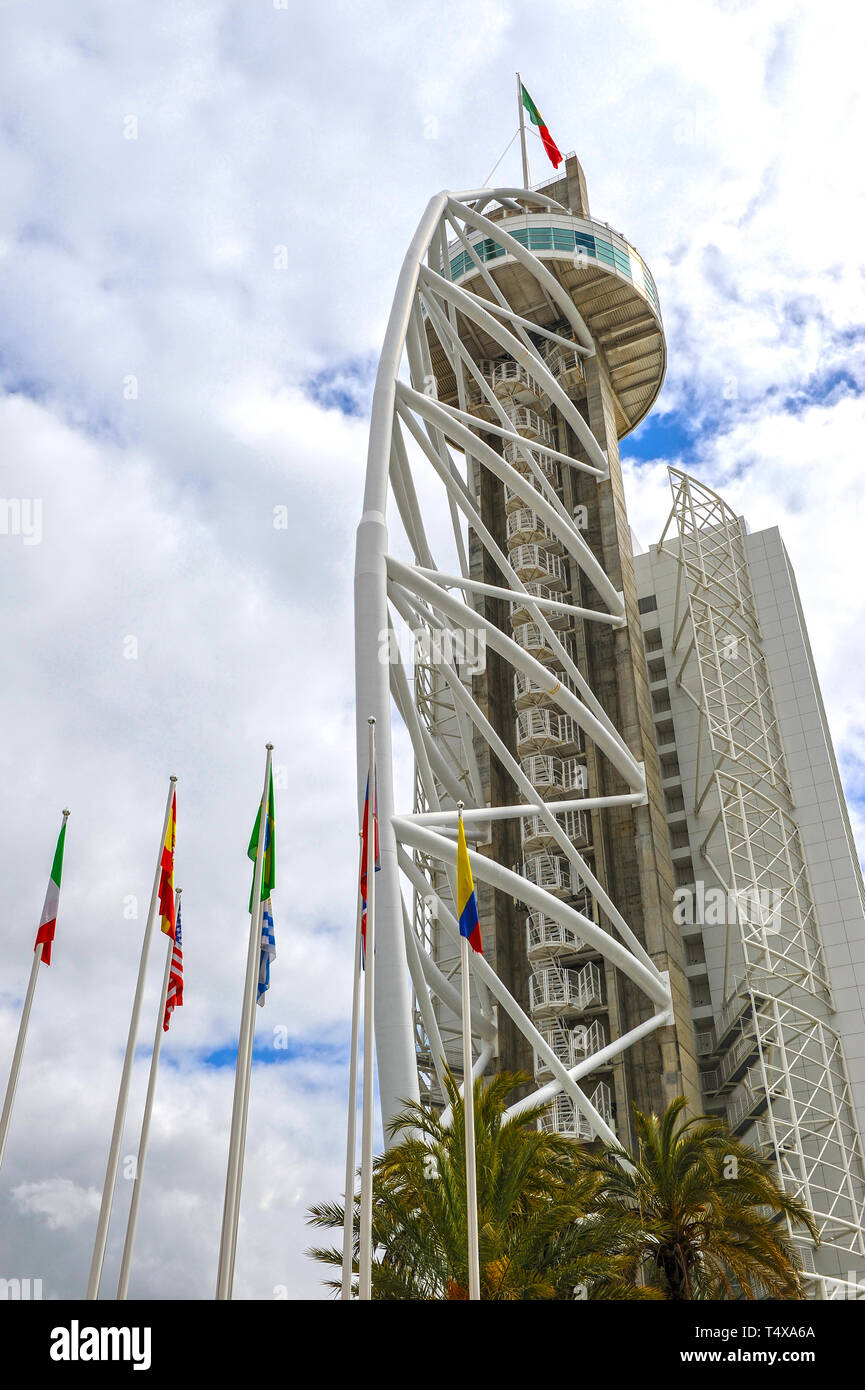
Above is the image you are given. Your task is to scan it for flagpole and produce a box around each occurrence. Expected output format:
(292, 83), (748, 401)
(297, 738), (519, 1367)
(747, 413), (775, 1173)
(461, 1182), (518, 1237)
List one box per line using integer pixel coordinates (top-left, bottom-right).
(458, 802), (481, 1301)
(216, 743), (273, 1301)
(516, 71), (529, 189)
(223, 900), (271, 1300)
(87, 779), (177, 1300)
(116, 887), (181, 1300)
(341, 839), (365, 1300)
(0, 809), (71, 1175)
(358, 717), (377, 1301)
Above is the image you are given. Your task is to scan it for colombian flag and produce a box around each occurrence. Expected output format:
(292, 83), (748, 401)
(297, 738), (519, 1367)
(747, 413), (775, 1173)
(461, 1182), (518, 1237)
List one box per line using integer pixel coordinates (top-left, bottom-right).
(159, 792), (177, 939)
(521, 84), (563, 169)
(457, 812), (483, 954)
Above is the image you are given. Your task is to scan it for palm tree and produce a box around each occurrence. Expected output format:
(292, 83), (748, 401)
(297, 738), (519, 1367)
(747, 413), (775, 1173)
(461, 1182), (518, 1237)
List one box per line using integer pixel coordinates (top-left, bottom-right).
(576, 1097), (818, 1299)
(307, 1070), (650, 1300)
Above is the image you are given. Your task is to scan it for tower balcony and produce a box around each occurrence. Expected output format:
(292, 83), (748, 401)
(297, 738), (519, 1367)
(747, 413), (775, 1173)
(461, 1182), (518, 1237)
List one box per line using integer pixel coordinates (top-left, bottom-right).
(509, 450), (561, 484)
(520, 753), (587, 798)
(509, 582), (571, 631)
(506, 507), (562, 551)
(516, 627), (574, 670)
(516, 707), (583, 756)
(439, 209), (665, 438)
(521, 808), (592, 854)
(513, 667), (578, 709)
(503, 472), (562, 516)
(526, 911), (591, 959)
(529, 960), (604, 1016)
(533, 1018), (607, 1079)
(497, 399), (553, 444)
(511, 621), (561, 664)
(485, 357), (550, 410)
(508, 544), (566, 588)
(537, 1082), (615, 1140)
(716, 1023), (760, 1091)
(463, 378), (499, 422)
(726, 1066), (769, 1134)
(522, 852), (582, 899)
(539, 337), (586, 395)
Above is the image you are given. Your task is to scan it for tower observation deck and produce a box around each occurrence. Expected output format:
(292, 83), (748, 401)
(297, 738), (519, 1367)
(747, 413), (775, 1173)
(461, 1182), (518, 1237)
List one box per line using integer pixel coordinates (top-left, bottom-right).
(355, 153), (700, 1161)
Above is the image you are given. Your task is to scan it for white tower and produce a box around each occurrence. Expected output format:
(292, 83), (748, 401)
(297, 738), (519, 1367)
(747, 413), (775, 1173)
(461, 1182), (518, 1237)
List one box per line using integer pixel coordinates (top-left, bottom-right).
(354, 165), (698, 1145)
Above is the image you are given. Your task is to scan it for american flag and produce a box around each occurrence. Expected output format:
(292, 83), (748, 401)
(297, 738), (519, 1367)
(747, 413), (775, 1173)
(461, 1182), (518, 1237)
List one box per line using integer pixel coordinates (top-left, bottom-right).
(162, 901), (184, 1032)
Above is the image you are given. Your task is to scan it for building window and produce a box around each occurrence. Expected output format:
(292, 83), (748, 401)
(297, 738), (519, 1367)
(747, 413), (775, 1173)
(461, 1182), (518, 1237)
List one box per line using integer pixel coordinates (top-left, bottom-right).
(638, 594), (658, 614)
(674, 860), (694, 887)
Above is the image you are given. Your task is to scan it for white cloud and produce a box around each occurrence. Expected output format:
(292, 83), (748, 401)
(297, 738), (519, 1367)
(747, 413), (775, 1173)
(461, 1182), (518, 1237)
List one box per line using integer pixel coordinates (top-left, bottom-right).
(12, 1179), (100, 1232)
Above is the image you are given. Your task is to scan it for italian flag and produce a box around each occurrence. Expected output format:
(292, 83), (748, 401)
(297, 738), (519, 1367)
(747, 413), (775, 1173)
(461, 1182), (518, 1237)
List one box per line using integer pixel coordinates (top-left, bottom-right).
(521, 84), (563, 169)
(34, 818), (67, 966)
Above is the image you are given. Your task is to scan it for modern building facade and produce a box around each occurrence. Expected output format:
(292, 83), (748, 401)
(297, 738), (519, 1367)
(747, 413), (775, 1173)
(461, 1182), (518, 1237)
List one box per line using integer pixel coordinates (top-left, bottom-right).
(634, 474), (865, 1293)
(354, 153), (865, 1296)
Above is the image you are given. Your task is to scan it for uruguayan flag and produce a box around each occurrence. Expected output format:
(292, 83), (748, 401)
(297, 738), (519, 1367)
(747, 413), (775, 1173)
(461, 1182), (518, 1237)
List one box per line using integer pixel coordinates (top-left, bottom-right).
(257, 898), (276, 1006)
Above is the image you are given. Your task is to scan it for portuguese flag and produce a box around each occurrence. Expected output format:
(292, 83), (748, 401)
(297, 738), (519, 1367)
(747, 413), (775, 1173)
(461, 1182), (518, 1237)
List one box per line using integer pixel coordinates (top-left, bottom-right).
(34, 817), (68, 966)
(248, 766), (275, 912)
(521, 84), (563, 169)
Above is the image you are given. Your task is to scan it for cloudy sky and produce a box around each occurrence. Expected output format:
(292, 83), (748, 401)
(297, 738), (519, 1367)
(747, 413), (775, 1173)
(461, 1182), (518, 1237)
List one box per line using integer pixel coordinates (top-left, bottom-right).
(0, 0), (862, 1301)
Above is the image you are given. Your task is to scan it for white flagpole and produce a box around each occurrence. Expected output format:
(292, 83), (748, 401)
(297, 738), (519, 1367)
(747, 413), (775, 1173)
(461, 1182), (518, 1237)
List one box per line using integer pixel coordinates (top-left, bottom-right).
(116, 887), (181, 1300)
(87, 778), (176, 1300)
(216, 743), (272, 1301)
(516, 71), (529, 189)
(0, 809), (70, 1175)
(341, 839), (365, 1300)
(458, 802), (481, 1301)
(358, 717), (376, 1301)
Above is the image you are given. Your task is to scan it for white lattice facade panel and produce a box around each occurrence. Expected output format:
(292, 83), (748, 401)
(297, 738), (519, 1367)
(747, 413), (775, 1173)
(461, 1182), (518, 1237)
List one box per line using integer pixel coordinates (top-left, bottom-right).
(711, 773), (830, 999)
(633, 470), (865, 1290)
(689, 597), (790, 794)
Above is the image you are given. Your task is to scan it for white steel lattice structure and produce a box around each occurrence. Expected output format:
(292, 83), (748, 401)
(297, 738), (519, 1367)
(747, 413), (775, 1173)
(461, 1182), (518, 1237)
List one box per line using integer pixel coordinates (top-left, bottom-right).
(355, 177), (675, 1142)
(657, 470), (865, 1280)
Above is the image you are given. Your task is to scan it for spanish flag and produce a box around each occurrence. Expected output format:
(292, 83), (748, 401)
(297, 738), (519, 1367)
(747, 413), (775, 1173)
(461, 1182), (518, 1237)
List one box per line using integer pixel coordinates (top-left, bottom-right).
(158, 792), (177, 938)
(457, 811), (483, 955)
(521, 84), (563, 169)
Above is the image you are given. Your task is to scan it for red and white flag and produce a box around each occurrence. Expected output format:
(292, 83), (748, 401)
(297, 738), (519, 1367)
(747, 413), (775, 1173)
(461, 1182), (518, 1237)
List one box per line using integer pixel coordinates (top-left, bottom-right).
(163, 901), (184, 1032)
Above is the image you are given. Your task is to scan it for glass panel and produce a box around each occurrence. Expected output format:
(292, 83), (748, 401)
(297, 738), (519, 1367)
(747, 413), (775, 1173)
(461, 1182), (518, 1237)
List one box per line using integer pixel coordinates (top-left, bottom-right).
(528, 227), (553, 250)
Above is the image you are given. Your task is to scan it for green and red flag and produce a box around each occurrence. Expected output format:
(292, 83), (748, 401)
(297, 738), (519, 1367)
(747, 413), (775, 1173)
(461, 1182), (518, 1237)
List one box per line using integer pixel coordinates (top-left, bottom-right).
(521, 84), (562, 169)
(248, 767), (275, 912)
(34, 816), (68, 966)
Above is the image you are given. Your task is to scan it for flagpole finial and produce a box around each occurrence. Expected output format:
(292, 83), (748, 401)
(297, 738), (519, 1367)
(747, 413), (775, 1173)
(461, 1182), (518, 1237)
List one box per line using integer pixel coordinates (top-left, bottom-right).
(266, 743), (274, 751)
(176, 886), (183, 895)
(62, 808), (71, 819)
(170, 775), (178, 783)
(368, 715), (376, 726)
(457, 800), (464, 811)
